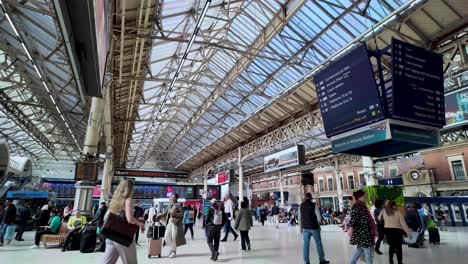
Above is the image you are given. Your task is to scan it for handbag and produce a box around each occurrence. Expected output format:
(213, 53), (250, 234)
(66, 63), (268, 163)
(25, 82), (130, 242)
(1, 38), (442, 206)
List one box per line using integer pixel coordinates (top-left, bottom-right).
(100, 212), (138, 247)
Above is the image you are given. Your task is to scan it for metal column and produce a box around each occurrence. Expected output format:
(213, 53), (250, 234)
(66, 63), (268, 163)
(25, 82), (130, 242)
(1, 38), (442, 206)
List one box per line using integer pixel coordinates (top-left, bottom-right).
(238, 148), (244, 203)
(279, 171), (285, 207)
(82, 97), (104, 155)
(334, 158), (344, 211)
(362, 156), (378, 186)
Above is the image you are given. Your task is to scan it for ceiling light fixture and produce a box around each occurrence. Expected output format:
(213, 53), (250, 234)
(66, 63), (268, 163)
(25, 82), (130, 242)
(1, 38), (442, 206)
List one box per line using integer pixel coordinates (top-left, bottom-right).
(0, 1), (80, 149)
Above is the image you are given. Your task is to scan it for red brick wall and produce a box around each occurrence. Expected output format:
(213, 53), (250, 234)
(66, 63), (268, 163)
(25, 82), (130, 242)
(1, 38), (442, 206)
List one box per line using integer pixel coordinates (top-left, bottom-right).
(422, 146), (468, 182)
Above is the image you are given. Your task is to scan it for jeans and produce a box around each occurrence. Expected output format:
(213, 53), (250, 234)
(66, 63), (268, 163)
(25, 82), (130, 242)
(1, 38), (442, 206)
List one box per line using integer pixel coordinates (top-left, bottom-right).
(222, 220), (237, 240)
(207, 225), (221, 257)
(184, 223), (194, 237)
(101, 240), (137, 264)
(350, 246), (373, 264)
(240, 230), (250, 250)
(303, 228), (326, 263)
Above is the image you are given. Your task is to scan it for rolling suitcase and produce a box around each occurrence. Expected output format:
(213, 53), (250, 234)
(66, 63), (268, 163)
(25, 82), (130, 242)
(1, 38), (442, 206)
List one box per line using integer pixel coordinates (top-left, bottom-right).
(428, 227), (440, 244)
(148, 223), (164, 258)
(407, 228), (424, 248)
(80, 224), (97, 253)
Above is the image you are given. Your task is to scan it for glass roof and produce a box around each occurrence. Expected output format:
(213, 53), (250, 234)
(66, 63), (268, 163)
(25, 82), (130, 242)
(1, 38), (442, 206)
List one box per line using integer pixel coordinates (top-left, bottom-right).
(128, 0), (412, 169)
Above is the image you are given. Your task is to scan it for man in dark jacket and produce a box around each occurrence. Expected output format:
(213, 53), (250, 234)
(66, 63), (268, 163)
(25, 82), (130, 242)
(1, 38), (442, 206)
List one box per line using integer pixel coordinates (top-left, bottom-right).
(205, 198), (226, 261)
(15, 202), (31, 241)
(0, 199), (17, 246)
(271, 203), (280, 229)
(405, 205), (422, 232)
(300, 193), (329, 264)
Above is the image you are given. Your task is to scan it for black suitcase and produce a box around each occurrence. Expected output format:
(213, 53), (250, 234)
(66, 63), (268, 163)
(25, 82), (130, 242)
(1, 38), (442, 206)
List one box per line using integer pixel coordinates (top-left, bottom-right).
(428, 228), (440, 244)
(147, 223), (166, 240)
(67, 231), (82, 251)
(80, 225), (97, 253)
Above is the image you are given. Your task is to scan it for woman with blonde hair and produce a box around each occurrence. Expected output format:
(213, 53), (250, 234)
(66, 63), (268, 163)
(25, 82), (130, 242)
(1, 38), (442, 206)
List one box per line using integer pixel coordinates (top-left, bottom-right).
(101, 178), (145, 264)
(378, 200), (412, 264)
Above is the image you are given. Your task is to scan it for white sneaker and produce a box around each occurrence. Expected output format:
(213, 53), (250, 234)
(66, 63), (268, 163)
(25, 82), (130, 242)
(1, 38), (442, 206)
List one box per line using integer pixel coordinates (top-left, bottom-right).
(168, 251), (176, 258)
(30, 245), (39, 249)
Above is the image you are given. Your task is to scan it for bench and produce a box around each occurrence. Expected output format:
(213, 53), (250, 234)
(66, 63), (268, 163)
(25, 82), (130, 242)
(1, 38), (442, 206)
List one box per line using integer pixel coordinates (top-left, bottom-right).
(40, 223), (68, 248)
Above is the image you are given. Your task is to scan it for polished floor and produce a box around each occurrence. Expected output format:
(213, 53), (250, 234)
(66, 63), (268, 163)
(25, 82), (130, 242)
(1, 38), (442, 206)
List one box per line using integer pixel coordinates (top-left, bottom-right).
(1, 221), (467, 264)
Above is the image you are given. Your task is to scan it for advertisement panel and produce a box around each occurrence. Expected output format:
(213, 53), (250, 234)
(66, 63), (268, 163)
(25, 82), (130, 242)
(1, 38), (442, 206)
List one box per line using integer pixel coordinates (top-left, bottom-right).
(264, 145), (305, 172)
(314, 45), (384, 137)
(445, 87), (468, 127)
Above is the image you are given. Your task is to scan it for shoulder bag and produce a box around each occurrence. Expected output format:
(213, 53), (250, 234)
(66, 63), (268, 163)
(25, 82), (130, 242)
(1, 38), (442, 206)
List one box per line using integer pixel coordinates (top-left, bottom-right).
(100, 212), (138, 247)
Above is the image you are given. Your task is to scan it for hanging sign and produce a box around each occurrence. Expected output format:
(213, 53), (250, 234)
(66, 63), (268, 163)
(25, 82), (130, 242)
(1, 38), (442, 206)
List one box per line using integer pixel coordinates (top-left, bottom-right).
(114, 169), (188, 179)
(314, 45), (385, 137)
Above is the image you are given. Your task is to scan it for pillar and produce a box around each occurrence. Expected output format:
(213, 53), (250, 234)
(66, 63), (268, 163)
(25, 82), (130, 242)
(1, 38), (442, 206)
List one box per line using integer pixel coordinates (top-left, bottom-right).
(247, 176), (252, 209)
(238, 148), (244, 203)
(334, 157), (344, 211)
(362, 156), (378, 186)
(279, 171), (285, 207)
(203, 166), (208, 200)
(75, 97), (103, 214)
(100, 146), (113, 201)
(83, 97), (104, 155)
(73, 181), (95, 217)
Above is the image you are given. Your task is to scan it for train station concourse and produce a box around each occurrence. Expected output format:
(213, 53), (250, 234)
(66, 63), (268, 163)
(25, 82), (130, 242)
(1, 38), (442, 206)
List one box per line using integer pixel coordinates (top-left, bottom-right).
(1, 0), (468, 263)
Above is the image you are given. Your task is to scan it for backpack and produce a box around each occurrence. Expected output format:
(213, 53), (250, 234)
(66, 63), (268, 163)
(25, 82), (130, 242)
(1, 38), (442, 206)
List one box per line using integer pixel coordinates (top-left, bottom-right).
(211, 207), (223, 225)
(189, 211), (195, 220)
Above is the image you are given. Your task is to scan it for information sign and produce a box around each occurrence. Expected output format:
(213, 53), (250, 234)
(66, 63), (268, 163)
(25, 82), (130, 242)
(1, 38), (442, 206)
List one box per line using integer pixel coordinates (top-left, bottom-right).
(392, 38), (445, 127)
(315, 45), (384, 137)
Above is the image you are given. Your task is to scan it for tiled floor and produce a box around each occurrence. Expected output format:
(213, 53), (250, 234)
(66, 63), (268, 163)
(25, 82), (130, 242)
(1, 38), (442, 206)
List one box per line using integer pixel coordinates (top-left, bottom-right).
(1, 221), (467, 264)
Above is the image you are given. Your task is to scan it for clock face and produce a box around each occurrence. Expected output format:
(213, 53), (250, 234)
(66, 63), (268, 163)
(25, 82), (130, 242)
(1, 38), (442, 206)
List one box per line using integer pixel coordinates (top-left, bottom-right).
(411, 171), (420, 181)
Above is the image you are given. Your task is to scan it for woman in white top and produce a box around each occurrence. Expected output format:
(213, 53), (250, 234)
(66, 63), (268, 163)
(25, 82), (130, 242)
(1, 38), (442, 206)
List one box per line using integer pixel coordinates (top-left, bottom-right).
(378, 201), (412, 264)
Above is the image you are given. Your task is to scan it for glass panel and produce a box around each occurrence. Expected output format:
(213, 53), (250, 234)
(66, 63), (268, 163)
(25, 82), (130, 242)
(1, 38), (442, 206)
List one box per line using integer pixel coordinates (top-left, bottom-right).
(319, 180), (324, 192)
(451, 160), (466, 181)
(328, 178), (334, 191)
(390, 168), (398, 177)
(348, 176), (355, 190)
(359, 174), (366, 187)
(452, 205), (462, 222)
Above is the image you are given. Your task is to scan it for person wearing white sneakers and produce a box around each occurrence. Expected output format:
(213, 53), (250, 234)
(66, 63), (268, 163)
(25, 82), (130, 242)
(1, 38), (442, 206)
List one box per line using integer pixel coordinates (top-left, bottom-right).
(31, 209), (61, 249)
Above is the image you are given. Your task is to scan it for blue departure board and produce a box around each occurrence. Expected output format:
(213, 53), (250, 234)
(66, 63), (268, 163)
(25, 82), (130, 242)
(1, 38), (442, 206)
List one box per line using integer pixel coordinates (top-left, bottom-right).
(314, 45), (384, 137)
(391, 38), (445, 127)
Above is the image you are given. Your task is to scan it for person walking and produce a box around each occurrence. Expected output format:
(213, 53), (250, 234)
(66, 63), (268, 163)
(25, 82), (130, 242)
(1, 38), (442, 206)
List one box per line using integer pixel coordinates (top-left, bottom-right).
(436, 206), (448, 231)
(133, 201), (145, 246)
(16, 202), (31, 241)
(271, 202), (280, 229)
(256, 206), (261, 222)
(234, 201), (253, 251)
(378, 200), (412, 264)
(260, 206), (267, 226)
(101, 179), (145, 264)
(156, 194), (186, 259)
(183, 205), (195, 240)
(206, 198), (226, 261)
(221, 194), (238, 242)
(300, 193), (330, 264)
(91, 201), (108, 252)
(405, 205), (422, 232)
(0, 199), (17, 246)
(373, 200), (385, 255)
(348, 190), (377, 264)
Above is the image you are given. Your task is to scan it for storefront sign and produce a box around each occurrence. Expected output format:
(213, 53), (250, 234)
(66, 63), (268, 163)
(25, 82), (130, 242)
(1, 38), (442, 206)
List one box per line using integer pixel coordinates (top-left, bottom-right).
(391, 38), (445, 127)
(445, 87), (468, 127)
(114, 169), (188, 179)
(314, 45), (384, 137)
(264, 145), (305, 172)
(93, 185), (102, 197)
(7, 191), (49, 199)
